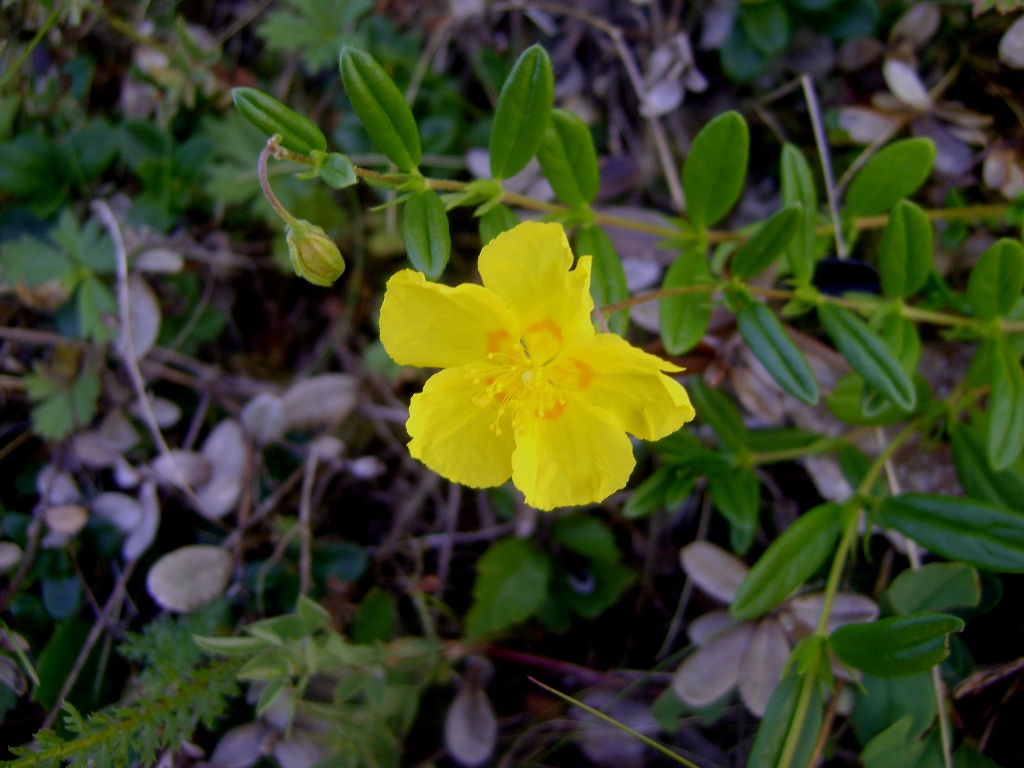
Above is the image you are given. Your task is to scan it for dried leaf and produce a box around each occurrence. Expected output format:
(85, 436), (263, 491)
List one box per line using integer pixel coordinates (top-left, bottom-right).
(786, 591), (879, 634)
(837, 38), (884, 72)
(890, 3), (941, 49)
(209, 722), (272, 768)
(738, 618), (790, 716)
(92, 492), (143, 532)
(672, 622), (755, 707)
(118, 274), (162, 359)
(146, 543), (232, 612)
(195, 420), (247, 519)
(150, 450), (213, 488)
(273, 738), (323, 768)
(444, 684), (498, 766)
(281, 374), (359, 430)
(241, 393), (286, 444)
(687, 609), (734, 645)
(883, 59), (932, 111)
(44, 504), (88, 535)
(999, 15), (1024, 68)
(134, 247), (184, 273)
(680, 541), (749, 604)
(131, 396), (181, 428)
(124, 481), (160, 561)
(0, 542), (23, 573)
(839, 107), (902, 145)
(36, 466), (80, 505)
(114, 456), (141, 489)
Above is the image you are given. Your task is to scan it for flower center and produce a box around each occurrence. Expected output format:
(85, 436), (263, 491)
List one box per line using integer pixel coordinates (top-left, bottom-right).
(467, 356), (567, 436)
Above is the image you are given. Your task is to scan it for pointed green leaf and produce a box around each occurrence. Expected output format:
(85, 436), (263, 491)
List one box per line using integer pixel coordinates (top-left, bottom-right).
(736, 298), (819, 405)
(830, 613), (964, 678)
(536, 109), (599, 206)
(730, 204), (802, 280)
(845, 138), (935, 217)
(708, 467), (760, 554)
(877, 494), (1024, 572)
(683, 111), (749, 227)
(731, 502), (842, 620)
(688, 379), (748, 450)
(967, 238), (1024, 320)
(950, 419), (1024, 510)
(781, 144), (818, 285)
(339, 46), (421, 171)
(576, 224), (629, 334)
(402, 190), (451, 279)
(885, 563), (980, 616)
(231, 87), (327, 156)
(748, 671), (823, 768)
(489, 44), (554, 180)
(659, 246), (712, 354)
(818, 303), (916, 411)
(878, 200), (933, 300)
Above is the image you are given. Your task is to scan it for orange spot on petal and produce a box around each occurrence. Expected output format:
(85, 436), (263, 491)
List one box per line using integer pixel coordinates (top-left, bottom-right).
(568, 358), (595, 389)
(486, 329), (511, 353)
(524, 318), (563, 343)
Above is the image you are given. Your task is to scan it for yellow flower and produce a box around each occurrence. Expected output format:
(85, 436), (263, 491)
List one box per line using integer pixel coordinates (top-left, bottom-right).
(379, 221), (696, 510)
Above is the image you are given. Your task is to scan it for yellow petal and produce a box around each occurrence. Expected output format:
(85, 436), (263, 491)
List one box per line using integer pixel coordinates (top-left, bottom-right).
(478, 222), (594, 365)
(380, 270), (522, 368)
(546, 334), (695, 441)
(407, 366), (515, 488)
(511, 392), (634, 510)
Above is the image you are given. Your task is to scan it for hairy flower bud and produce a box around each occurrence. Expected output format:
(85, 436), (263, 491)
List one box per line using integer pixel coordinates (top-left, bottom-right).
(286, 220), (345, 286)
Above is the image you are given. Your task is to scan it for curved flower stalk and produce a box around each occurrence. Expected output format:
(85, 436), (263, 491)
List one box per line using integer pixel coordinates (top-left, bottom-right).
(673, 542), (878, 717)
(379, 221), (695, 510)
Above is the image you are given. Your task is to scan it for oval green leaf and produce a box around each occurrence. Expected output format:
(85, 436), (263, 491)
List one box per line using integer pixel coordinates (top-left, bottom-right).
(730, 204), (802, 280)
(683, 111), (749, 228)
(708, 467), (760, 555)
(879, 200), (933, 300)
(967, 238), (1024, 320)
(877, 493), (1024, 572)
(737, 298), (819, 405)
(339, 46), (421, 172)
(232, 87), (327, 156)
(319, 152), (357, 189)
(781, 143), (818, 285)
(830, 613), (964, 678)
(731, 502), (841, 620)
(987, 338), (1024, 470)
(884, 563), (981, 616)
(740, 0), (792, 56)
(818, 303), (917, 411)
(576, 224), (629, 335)
(489, 44), (554, 180)
(659, 246), (712, 354)
(845, 138), (936, 217)
(688, 379), (748, 450)
(536, 109), (599, 206)
(748, 670), (823, 768)
(402, 190), (451, 279)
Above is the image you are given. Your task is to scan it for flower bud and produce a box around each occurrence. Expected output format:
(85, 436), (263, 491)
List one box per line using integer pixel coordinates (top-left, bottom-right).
(286, 220), (345, 286)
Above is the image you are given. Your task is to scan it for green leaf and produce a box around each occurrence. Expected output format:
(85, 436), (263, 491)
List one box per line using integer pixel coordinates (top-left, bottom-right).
(740, 0), (792, 56)
(28, 370), (101, 441)
(781, 144), (818, 285)
(860, 715), (944, 768)
(231, 87), (328, 156)
(258, 0), (371, 71)
(731, 502), (842, 620)
(536, 108), (599, 206)
(878, 200), (933, 300)
(465, 537), (551, 637)
(576, 224), (629, 335)
(987, 339), (1024, 470)
(556, 559), (636, 620)
(551, 515), (620, 563)
(76, 276), (117, 344)
(818, 303), (916, 411)
(193, 635), (268, 656)
(707, 468), (760, 554)
(682, 111), (749, 227)
(876, 494), (1024, 573)
(950, 419), (1024, 510)
(478, 204), (519, 245)
(687, 379), (748, 450)
(845, 138), (936, 217)
(0, 234), (76, 289)
(402, 190), (451, 279)
(489, 44), (554, 180)
(885, 563), (981, 616)
(748, 671), (823, 768)
(350, 588), (396, 644)
(319, 152), (357, 189)
(830, 613), (964, 678)
(826, 373), (920, 426)
(730, 204), (802, 280)
(967, 238), (1024, 320)
(850, 673), (937, 745)
(339, 46), (421, 171)
(659, 246), (712, 354)
(622, 467), (673, 519)
(736, 298), (819, 405)
(859, 313), (921, 417)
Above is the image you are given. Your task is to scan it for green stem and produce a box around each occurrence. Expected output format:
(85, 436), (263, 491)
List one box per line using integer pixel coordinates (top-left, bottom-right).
(0, 7), (60, 90)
